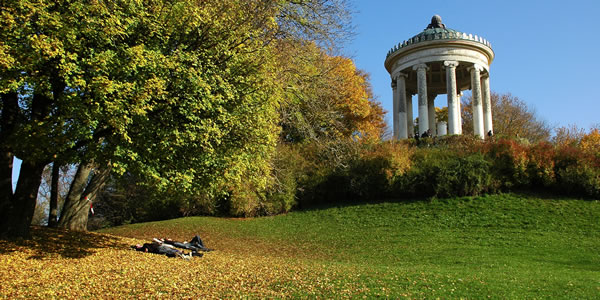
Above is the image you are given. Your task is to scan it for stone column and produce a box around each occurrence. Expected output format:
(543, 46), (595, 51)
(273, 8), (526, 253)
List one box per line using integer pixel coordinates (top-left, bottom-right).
(457, 91), (463, 134)
(469, 64), (484, 138)
(395, 73), (408, 139)
(428, 94), (436, 136)
(391, 79), (399, 140)
(413, 64), (429, 135)
(406, 92), (414, 136)
(437, 121), (447, 136)
(481, 74), (493, 136)
(444, 61), (459, 134)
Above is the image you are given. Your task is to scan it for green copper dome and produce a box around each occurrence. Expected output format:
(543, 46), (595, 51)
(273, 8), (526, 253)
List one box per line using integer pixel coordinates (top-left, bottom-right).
(386, 15), (492, 58)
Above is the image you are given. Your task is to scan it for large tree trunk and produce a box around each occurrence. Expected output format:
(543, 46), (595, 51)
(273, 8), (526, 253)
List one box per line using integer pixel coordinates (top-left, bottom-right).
(48, 162), (60, 228)
(58, 162), (110, 230)
(0, 92), (48, 238)
(0, 92), (18, 213)
(0, 150), (14, 214)
(58, 162), (94, 230)
(0, 79), (58, 238)
(0, 160), (46, 238)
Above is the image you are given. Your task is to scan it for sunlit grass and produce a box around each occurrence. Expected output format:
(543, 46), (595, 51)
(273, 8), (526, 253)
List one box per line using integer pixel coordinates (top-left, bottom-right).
(1, 193), (599, 298)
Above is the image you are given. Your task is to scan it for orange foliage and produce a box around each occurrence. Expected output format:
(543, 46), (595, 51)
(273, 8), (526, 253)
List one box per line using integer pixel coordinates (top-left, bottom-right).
(275, 40), (386, 143)
(479, 138), (529, 186)
(526, 141), (556, 186)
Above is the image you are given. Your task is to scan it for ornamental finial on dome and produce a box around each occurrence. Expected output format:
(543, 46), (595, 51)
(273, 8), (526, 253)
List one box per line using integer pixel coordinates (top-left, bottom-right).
(426, 15), (446, 29)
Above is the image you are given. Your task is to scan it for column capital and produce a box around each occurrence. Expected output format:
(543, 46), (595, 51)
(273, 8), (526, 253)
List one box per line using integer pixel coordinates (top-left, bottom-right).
(391, 80), (396, 89)
(481, 72), (490, 79)
(392, 72), (407, 81)
(443, 61), (459, 68)
(412, 63), (429, 71)
(468, 63), (484, 73)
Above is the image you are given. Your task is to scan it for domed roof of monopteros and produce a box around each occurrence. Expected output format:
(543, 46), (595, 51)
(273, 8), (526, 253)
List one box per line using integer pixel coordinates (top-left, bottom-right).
(385, 15), (492, 59)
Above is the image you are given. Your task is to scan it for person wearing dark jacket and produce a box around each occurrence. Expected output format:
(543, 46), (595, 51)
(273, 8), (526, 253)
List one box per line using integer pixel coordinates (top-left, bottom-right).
(163, 235), (213, 252)
(131, 241), (191, 259)
(131, 235), (211, 259)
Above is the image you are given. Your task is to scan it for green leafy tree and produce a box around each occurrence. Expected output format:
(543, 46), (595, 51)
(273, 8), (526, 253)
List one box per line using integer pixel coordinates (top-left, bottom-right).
(0, 0), (282, 237)
(81, 0), (361, 221)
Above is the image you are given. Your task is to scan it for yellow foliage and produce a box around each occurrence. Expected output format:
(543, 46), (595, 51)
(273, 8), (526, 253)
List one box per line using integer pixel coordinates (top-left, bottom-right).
(322, 55), (386, 140)
(361, 141), (414, 180)
(274, 40), (386, 143)
(553, 124), (586, 147)
(0, 226), (373, 298)
(580, 129), (600, 158)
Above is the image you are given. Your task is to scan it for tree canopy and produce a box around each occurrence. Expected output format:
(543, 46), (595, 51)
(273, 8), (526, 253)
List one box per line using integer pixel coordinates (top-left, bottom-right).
(275, 40), (385, 145)
(1, 0), (380, 236)
(1, 0), (281, 237)
(461, 92), (551, 142)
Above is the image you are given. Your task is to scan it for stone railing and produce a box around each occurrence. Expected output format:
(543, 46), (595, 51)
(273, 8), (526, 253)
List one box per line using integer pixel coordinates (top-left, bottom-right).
(386, 31), (492, 58)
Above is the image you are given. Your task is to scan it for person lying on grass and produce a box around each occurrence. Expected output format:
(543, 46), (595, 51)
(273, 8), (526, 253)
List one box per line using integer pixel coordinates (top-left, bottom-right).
(160, 235), (213, 252)
(131, 236), (211, 259)
(131, 239), (203, 259)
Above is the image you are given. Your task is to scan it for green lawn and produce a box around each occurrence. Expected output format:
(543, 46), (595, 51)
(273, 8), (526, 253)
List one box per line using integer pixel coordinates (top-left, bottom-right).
(101, 193), (600, 298)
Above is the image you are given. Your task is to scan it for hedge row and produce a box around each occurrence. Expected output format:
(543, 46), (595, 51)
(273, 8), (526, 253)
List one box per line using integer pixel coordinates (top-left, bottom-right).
(93, 135), (599, 226)
(278, 135), (600, 208)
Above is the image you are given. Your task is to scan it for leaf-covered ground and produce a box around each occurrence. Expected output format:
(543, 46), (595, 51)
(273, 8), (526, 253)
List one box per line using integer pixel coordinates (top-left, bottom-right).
(2, 193), (600, 298)
(0, 227), (368, 298)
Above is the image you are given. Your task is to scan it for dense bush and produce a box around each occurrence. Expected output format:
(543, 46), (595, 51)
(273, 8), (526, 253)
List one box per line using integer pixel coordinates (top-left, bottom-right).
(93, 135), (600, 226)
(480, 139), (529, 189)
(290, 135), (600, 208)
(90, 175), (186, 229)
(263, 145), (307, 215)
(557, 165), (600, 198)
(554, 145), (600, 198)
(344, 141), (413, 201)
(526, 142), (557, 187)
(394, 150), (493, 198)
(431, 134), (482, 153)
(292, 141), (413, 206)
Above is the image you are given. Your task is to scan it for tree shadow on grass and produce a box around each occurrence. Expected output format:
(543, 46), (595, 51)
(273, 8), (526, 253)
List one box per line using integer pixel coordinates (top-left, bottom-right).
(297, 196), (429, 213)
(531, 256), (600, 272)
(0, 226), (131, 260)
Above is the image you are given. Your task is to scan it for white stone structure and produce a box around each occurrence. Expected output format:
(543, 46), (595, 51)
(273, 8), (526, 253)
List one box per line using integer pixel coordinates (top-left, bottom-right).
(437, 121), (447, 136)
(385, 15), (495, 139)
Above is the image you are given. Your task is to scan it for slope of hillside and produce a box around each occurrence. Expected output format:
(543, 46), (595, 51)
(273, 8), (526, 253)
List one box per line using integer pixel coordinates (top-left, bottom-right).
(1, 193), (598, 298)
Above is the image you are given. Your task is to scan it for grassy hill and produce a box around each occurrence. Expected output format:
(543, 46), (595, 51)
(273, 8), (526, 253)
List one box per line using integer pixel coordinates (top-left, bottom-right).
(1, 193), (599, 298)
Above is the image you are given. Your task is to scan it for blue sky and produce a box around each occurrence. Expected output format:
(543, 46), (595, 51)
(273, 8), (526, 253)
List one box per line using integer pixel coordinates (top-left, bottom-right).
(348, 0), (600, 131)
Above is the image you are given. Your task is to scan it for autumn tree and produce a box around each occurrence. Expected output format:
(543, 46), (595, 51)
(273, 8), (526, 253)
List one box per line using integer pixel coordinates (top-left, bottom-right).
(0, 0), (283, 237)
(553, 124), (588, 147)
(275, 0), (354, 51)
(276, 41), (385, 145)
(436, 107), (448, 124)
(0, 0), (366, 234)
(461, 92), (551, 142)
(553, 124), (600, 158)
